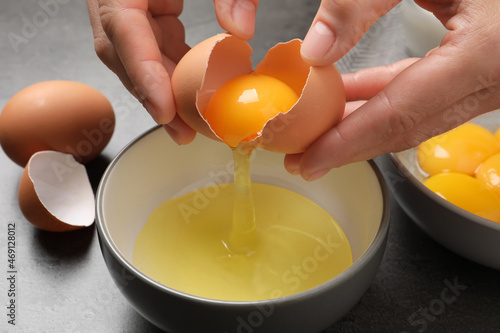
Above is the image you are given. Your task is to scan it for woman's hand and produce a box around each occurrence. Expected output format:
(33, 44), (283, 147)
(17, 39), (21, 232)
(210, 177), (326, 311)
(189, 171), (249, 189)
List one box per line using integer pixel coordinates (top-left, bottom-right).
(87, 0), (260, 144)
(286, 0), (500, 181)
(87, 0), (195, 144)
(213, 0), (259, 40)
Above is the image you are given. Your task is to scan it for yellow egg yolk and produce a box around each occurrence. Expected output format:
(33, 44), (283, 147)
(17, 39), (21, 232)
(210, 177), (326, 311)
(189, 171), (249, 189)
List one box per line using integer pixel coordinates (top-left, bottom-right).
(495, 128), (500, 146)
(204, 73), (299, 148)
(417, 123), (499, 176)
(424, 172), (500, 223)
(476, 152), (500, 197)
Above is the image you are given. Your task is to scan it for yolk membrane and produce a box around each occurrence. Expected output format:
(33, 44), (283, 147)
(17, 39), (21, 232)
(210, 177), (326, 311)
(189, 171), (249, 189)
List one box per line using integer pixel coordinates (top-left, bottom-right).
(204, 73), (299, 148)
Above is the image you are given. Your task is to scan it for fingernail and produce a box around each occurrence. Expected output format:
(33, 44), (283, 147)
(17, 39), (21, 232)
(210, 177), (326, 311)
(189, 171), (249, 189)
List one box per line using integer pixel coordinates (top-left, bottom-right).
(306, 168), (330, 182)
(234, 0), (257, 38)
(301, 21), (335, 62)
(288, 167), (300, 176)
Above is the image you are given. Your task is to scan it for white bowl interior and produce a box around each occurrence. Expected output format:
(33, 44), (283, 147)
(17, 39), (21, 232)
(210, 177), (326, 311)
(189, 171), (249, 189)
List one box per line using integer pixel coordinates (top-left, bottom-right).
(99, 127), (384, 270)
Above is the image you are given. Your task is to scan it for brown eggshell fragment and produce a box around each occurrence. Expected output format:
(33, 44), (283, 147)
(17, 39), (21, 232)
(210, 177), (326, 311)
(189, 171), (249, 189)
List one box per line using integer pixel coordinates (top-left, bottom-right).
(254, 40), (345, 153)
(0, 80), (115, 167)
(172, 33), (253, 141)
(18, 151), (95, 232)
(254, 39), (310, 96)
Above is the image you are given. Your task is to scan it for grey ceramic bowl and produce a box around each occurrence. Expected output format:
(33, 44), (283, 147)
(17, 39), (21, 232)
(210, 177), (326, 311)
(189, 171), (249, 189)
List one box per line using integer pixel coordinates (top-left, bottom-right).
(96, 126), (390, 333)
(379, 111), (500, 270)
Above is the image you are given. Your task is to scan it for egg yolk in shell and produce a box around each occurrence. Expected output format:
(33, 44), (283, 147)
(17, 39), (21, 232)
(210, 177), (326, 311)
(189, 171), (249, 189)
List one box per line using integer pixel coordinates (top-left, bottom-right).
(204, 73), (299, 148)
(417, 123), (499, 176)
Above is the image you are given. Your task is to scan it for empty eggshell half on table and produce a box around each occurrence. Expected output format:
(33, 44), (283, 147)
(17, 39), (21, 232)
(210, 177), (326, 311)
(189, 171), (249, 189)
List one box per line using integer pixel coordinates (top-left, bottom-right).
(171, 33), (345, 153)
(18, 151), (95, 232)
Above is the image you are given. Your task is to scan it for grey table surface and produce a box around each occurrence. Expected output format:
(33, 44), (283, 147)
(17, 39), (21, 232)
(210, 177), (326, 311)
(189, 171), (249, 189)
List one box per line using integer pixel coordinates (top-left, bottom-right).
(1, 1), (500, 332)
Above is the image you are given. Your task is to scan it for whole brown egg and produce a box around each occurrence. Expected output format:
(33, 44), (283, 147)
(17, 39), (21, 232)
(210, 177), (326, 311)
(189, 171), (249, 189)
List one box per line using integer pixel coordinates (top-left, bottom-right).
(0, 80), (115, 167)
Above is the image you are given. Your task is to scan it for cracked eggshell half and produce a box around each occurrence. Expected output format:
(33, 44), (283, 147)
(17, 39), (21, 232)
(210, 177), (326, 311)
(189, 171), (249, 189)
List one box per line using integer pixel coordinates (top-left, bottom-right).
(18, 151), (95, 232)
(172, 34), (253, 142)
(171, 33), (345, 154)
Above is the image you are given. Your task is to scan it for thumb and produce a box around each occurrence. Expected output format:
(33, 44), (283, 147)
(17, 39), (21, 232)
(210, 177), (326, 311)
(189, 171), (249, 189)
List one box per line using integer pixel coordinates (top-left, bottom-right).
(301, 0), (400, 66)
(213, 0), (259, 40)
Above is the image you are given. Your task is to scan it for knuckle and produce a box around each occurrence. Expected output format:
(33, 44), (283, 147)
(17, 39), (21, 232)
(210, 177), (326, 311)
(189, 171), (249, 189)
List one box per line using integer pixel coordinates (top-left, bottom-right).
(93, 36), (111, 62)
(400, 131), (428, 151)
(376, 91), (423, 139)
(321, 0), (353, 13)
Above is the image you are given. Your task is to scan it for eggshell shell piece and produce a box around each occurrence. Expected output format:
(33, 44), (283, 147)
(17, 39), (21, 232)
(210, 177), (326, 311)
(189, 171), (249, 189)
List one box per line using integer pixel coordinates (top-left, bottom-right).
(254, 39), (309, 96)
(18, 151), (95, 232)
(172, 34), (345, 153)
(254, 40), (345, 153)
(0, 80), (115, 167)
(172, 33), (253, 141)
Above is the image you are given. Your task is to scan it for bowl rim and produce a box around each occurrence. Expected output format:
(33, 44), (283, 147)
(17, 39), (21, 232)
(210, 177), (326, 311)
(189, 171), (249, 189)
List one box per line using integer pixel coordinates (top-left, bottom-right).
(96, 125), (391, 306)
(388, 151), (500, 231)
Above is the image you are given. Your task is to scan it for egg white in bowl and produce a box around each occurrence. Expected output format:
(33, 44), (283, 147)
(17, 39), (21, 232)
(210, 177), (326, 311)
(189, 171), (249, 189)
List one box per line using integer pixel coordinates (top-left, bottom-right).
(96, 126), (390, 333)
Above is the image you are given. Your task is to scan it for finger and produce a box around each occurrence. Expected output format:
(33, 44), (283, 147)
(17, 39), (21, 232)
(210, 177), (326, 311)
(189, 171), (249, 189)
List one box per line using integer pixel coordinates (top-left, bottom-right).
(87, 0), (121, 73)
(297, 47), (500, 180)
(324, 83), (500, 169)
(372, 84), (500, 154)
(147, 0), (183, 16)
(87, 0), (139, 98)
(213, 0), (259, 40)
(99, 0), (177, 124)
(284, 99), (365, 176)
(163, 114), (197, 145)
(284, 153), (302, 175)
(284, 58), (420, 176)
(343, 58), (419, 101)
(87, 0), (103, 42)
(343, 100), (366, 118)
(153, 15), (191, 64)
(301, 0), (401, 66)
(283, 56), (428, 176)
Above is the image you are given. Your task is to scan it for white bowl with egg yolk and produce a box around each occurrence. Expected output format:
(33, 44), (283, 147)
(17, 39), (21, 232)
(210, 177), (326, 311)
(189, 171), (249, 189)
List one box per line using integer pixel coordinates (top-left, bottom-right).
(96, 125), (390, 333)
